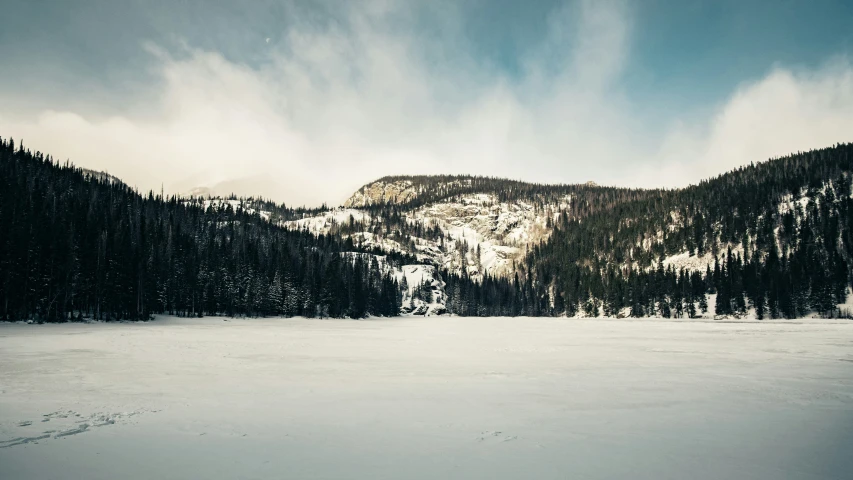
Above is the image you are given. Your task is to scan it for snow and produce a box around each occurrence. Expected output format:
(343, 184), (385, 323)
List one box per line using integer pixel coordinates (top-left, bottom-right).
(777, 190), (813, 216)
(659, 250), (713, 272)
(404, 194), (561, 278)
(653, 178), (843, 278)
(343, 179), (418, 207)
(282, 192), (565, 281)
(342, 178), (478, 208)
(399, 265), (446, 315)
(187, 198), (273, 221)
(2, 317), (852, 479)
(659, 245), (743, 274)
(283, 208), (371, 234)
(837, 288), (853, 317)
(348, 232), (422, 261)
(337, 252), (449, 315)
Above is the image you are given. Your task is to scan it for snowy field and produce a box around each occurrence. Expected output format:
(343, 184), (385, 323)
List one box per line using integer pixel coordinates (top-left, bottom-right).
(1, 317), (853, 480)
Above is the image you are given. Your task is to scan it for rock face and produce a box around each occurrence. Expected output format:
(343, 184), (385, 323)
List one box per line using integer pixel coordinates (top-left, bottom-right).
(407, 193), (565, 278)
(343, 180), (419, 207)
(288, 188), (571, 281)
(400, 265), (447, 316)
(339, 254), (449, 316)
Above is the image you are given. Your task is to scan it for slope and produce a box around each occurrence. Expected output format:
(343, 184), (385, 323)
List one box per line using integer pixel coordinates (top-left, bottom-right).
(0, 137), (406, 322)
(533, 143), (853, 318)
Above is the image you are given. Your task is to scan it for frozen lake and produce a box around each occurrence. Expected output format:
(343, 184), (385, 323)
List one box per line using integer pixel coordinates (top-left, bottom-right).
(1, 316), (852, 479)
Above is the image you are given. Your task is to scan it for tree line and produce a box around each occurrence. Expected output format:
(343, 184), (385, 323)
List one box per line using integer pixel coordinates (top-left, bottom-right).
(530, 144), (853, 319)
(3, 134), (852, 321)
(0, 137), (404, 322)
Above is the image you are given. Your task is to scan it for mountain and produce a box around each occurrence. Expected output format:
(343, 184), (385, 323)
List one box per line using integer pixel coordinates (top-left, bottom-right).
(534, 144), (853, 319)
(288, 176), (655, 280)
(0, 137), (406, 322)
(343, 178), (421, 207)
(282, 146), (853, 319)
(2, 133), (852, 321)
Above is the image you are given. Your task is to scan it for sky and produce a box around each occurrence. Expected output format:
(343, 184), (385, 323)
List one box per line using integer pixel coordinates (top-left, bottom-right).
(1, 0), (852, 207)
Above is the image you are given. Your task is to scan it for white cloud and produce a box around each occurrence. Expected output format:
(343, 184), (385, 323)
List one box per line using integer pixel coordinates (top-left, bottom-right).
(0, 1), (851, 206)
(644, 58), (853, 188)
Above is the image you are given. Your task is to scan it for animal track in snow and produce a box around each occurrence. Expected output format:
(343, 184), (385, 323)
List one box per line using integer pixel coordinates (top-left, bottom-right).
(0, 434), (52, 448)
(40, 410), (81, 422)
(54, 423), (90, 438)
(476, 430), (518, 444)
(0, 410), (151, 448)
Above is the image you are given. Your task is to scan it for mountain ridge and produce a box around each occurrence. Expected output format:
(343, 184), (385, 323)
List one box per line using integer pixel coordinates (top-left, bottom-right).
(171, 142), (853, 319)
(3, 135), (853, 320)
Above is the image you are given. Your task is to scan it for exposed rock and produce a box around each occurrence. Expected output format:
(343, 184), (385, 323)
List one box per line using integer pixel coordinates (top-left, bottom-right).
(343, 180), (419, 207)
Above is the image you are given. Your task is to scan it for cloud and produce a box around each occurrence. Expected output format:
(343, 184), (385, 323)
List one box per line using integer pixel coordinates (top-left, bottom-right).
(0, 0), (852, 206)
(645, 58), (853, 187)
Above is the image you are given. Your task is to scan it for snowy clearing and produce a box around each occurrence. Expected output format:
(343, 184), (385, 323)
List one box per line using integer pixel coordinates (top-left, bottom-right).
(1, 316), (853, 479)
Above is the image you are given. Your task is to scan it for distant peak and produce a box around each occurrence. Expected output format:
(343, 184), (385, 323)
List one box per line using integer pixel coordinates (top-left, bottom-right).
(344, 179), (419, 207)
(182, 186), (212, 198)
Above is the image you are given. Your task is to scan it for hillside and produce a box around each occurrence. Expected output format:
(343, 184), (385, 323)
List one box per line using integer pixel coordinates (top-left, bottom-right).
(3, 135), (852, 320)
(534, 144), (853, 318)
(0, 137), (407, 322)
(287, 176), (656, 282)
(285, 145), (853, 319)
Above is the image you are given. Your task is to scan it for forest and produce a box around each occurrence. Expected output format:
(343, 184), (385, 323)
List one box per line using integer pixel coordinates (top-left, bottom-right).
(0, 137), (404, 321)
(530, 143), (853, 319)
(2, 135), (852, 321)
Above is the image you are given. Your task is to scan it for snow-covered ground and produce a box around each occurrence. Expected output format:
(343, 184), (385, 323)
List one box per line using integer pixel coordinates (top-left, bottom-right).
(1, 317), (852, 480)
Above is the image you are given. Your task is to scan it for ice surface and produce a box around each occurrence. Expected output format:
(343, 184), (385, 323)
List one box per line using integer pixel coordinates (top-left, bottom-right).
(1, 317), (852, 479)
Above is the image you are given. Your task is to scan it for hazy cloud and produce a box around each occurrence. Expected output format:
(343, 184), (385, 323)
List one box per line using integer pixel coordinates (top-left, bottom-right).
(647, 58), (853, 187)
(1, 0), (851, 206)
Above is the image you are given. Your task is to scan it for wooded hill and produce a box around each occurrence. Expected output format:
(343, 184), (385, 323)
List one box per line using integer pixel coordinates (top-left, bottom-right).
(530, 144), (853, 318)
(2, 134), (851, 321)
(0, 137), (407, 322)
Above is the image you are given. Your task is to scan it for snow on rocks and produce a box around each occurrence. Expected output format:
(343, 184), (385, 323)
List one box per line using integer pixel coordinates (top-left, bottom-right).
(406, 194), (561, 278)
(659, 245), (744, 274)
(399, 265), (446, 316)
(283, 191), (566, 282)
(283, 208), (371, 234)
(343, 179), (419, 207)
(338, 252), (448, 316)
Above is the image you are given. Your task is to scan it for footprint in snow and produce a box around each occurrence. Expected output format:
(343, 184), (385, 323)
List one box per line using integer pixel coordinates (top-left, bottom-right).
(476, 431), (518, 443)
(1, 410), (152, 449)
